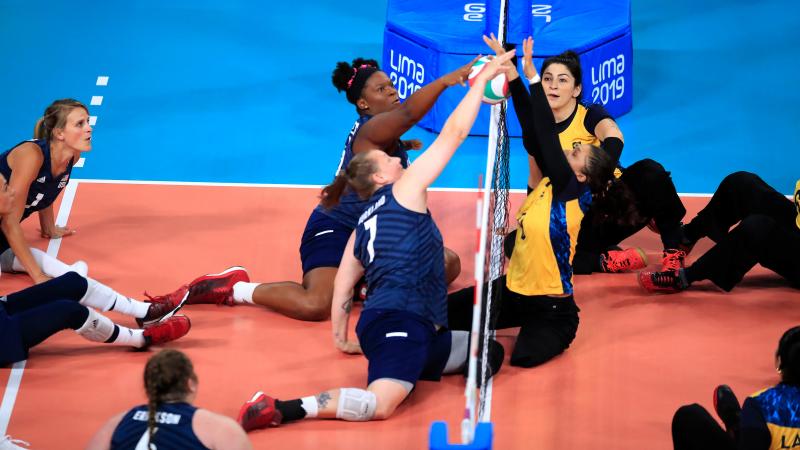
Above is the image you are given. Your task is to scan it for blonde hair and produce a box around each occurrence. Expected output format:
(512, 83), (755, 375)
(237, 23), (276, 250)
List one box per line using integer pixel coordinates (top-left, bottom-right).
(33, 99), (88, 140)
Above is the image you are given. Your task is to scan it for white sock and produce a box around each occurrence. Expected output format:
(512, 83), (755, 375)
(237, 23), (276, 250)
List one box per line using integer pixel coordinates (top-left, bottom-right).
(300, 396), (319, 418)
(81, 278), (150, 318)
(232, 282), (258, 304)
(5, 247), (89, 277)
(75, 309), (144, 347)
(112, 326), (146, 348)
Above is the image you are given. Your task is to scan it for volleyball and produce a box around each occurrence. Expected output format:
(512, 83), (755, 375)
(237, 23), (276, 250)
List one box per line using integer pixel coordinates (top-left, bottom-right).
(467, 56), (510, 105)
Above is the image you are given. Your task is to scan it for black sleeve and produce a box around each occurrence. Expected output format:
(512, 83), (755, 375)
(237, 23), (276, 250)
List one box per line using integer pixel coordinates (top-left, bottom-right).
(508, 77), (546, 171)
(602, 136), (624, 162)
(738, 397), (772, 450)
(508, 77), (577, 195)
(584, 103), (613, 135)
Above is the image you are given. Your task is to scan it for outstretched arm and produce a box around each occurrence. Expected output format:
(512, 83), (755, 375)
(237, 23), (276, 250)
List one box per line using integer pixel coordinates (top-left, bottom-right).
(352, 59), (477, 154)
(394, 51), (516, 213)
(331, 232), (364, 355)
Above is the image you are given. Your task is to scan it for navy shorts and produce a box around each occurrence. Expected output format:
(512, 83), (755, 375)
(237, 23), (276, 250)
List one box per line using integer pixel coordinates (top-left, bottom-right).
(356, 308), (451, 386)
(299, 209), (353, 274)
(0, 304), (26, 366)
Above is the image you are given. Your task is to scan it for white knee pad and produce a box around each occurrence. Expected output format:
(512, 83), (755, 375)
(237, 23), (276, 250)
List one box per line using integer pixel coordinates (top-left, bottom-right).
(336, 388), (377, 421)
(75, 308), (115, 343)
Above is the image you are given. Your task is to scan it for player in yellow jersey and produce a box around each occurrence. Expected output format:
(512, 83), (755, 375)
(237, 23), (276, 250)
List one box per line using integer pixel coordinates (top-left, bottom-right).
(640, 172), (800, 292)
(447, 37), (626, 368)
(512, 38), (688, 275)
(672, 326), (800, 449)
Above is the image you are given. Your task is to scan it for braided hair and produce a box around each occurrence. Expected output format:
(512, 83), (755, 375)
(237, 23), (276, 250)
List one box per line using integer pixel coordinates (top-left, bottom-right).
(143, 349), (197, 446)
(33, 99), (88, 141)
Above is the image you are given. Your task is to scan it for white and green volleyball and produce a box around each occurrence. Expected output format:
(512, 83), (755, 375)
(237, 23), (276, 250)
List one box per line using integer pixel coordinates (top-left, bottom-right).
(467, 56), (510, 105)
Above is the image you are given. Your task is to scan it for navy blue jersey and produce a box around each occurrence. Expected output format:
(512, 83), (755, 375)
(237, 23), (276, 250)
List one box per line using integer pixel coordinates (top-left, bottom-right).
(111, 402), (209, 450)
(0, 139), (73, 222)
(354, 185), (447, 327)
(316, 116), (410, 230)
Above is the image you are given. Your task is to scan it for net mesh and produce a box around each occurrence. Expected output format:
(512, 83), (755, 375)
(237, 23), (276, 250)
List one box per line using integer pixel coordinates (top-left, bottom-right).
(477, 94), (511, 421)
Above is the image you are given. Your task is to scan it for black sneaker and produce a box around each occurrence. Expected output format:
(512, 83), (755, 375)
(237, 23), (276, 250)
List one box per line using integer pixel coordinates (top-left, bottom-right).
(465, 338), (504, 387)
(713, 384), (741, 439)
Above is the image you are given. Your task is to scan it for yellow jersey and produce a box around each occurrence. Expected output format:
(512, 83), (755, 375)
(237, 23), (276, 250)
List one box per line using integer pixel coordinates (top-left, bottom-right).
(557, 103), (621, 177)
(506, 176), (592, 296)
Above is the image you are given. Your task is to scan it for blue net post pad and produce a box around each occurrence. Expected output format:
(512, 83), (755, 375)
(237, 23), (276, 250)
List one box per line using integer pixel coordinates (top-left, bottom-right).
(383, 0), (632, 137)
(429, 422), (493, 450)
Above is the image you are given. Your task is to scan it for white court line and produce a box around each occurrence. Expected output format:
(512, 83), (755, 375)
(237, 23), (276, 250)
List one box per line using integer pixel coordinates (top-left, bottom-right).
(74, 158), (85, 168)
(0, 180), (80, 436)
(89, 96), (103, 106)
(71, 178), (725, 196)
(88, 116), (97, 126)
(96, 76), (109, 86)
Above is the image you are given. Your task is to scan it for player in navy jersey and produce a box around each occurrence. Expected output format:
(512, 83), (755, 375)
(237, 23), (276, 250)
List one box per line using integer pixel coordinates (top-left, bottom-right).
(172, 58), (470, 320)
(87, 349), (251, 450)
(234, 51), (515, 431)
(0, 173), (190, 365)
(0, 99), (189, 325)
(672, 326), (800, 449)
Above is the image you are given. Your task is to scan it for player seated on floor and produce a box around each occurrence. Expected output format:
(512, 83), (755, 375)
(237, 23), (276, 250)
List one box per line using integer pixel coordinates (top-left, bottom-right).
(155, 57), (482, 321)
(639, 172), (799, 293)
(0, 174), (190, 366)
(234, 50), (514, 432)
(671, 325), (800, 449)
(87, 349), (251, 450)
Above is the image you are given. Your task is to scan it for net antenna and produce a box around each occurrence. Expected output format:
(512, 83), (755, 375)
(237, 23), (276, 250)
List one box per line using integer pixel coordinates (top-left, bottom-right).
(461, 0), (511, 444)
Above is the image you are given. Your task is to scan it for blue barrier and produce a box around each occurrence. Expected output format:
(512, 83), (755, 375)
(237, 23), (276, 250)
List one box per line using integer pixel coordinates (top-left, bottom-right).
(383, 0), (632, 136)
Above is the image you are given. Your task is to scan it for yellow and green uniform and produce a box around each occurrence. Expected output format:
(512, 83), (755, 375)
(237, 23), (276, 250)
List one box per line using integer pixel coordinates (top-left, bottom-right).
(556, 103), (622, 177)
(506, 176), (592, 296)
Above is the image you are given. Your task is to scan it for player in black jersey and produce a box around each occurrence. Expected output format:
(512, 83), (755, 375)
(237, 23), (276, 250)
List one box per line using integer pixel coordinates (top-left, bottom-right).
(88, 349), (250, 450)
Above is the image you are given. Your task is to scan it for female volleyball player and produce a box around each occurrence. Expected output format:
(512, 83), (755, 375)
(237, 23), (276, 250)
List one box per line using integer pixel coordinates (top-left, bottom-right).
(0, 99), (189, 327)
(0, 99), (91, 284)
(498, 36), (688, 274)
(445, 37), (623, 369)
(175, 58), (471, 320)
(87, 349), (251, 450)
(235, 51), (514, 431)
(639, 172), (799, 293)
(671, 325), (800, 449)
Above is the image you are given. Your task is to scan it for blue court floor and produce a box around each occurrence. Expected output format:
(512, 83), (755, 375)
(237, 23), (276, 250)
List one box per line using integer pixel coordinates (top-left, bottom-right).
(0, 0), (798, 193)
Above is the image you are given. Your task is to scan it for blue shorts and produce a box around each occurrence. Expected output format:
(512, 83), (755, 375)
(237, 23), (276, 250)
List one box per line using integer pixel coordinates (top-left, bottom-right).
(299, 209), (353, 274)
(356, 308), (451, 386)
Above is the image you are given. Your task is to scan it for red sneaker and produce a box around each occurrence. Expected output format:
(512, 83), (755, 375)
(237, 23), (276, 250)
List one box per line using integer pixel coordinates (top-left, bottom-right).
(137, 286), (189, 327)
(238, 392), (282, 432)
(638, 270), (687, 293)
(142, 315), (191, 347)
(601, 248), (648, 273)
(185, 266), (249, 306)
(661, 249), (686, 271)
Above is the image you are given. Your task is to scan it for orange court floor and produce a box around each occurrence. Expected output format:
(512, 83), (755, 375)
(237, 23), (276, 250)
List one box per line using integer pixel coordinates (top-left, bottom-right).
(1, 181), (798, 450)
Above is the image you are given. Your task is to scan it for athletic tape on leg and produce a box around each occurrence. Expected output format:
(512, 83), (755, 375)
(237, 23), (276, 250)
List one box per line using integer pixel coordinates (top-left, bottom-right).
(75, 308), (115, 342)
(336, 388), (376, 421)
